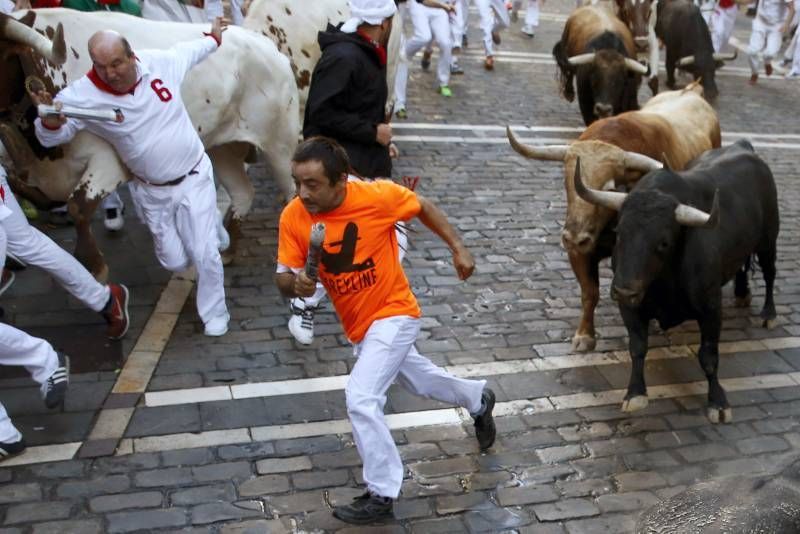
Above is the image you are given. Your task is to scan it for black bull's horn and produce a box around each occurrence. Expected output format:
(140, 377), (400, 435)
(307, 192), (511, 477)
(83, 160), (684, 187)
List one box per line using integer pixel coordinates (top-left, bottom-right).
(0, 13), (66, 65)
(678, 50), (738, 67)
(567, 52), (649, 74)
(573, 157), (720, 228)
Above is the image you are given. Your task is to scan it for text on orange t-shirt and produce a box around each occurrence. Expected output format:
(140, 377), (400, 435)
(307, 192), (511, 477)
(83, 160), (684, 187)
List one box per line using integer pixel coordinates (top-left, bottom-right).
(277, 180), (422, 342)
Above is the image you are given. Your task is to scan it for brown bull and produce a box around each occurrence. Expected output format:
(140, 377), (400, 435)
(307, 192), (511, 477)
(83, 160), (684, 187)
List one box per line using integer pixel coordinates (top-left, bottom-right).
(553, 3), (648, 125)
(508, 82), (720, 352)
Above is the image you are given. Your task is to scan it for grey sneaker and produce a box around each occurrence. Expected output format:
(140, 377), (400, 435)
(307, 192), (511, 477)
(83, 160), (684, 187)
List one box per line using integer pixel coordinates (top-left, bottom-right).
(41, 353), (69, 409)
(332, 491), (393, 524)
(473, 388), (496, 451)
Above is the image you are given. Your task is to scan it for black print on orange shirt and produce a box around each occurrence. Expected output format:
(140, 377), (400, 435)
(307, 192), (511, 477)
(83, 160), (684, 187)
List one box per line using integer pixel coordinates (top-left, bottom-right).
(321, 222), (375, 275)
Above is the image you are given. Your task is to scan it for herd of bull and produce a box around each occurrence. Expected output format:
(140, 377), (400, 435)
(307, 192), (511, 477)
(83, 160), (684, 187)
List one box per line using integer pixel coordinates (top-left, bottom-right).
(510, 0), (780, 424)
(0, 1), (784, 426)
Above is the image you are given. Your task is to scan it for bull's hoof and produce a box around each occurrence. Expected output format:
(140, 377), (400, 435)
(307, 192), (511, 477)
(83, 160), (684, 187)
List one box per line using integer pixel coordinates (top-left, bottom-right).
(572, 334), (596, 353)
(647, 76), (659, 95)
(763, 317), (778, 330)
(707, 406), (733, 424)
(735, 293), (752, 308)
(621, 395), (649, 412)
(93, 263), (109, 284)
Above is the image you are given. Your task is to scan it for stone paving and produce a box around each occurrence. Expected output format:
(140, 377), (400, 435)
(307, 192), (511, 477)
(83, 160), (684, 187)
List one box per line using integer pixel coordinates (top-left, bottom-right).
(2, 3), (800, 533)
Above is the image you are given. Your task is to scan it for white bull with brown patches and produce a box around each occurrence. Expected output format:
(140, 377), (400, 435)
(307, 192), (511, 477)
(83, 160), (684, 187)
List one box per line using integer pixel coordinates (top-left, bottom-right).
(0, 9), (299, 280)
(243, 0), (401, 115)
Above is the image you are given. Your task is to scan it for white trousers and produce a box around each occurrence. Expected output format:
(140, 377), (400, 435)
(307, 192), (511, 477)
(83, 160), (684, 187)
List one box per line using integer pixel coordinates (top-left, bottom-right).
(451, 0), (469, 49)
(514, 0), (540, 27)
(347, 315), (485, 498)
(101, 189), (123, 211)
(0, 173), (109, 312)
(405, 2), (453, 88)
(748, 16), (785, 73)
(129, 154), (227, 326)
(204, 0), (243, 24)
(710, 4), (738, 52)
(790, 29), (800, 73)
(475, 0), (509, 56)
(0, 221), (59, 443)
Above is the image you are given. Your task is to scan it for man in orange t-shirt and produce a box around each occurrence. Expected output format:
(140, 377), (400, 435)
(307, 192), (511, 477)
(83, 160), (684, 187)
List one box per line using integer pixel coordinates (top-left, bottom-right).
(275, 137), (496, 525)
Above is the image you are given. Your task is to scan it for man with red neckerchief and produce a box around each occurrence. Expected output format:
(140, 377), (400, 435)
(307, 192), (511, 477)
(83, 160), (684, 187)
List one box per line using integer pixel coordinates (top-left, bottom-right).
(31, 18), (231, 337)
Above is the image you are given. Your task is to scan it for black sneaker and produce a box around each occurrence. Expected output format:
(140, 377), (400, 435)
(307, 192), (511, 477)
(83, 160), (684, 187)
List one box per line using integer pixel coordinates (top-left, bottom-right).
(332, 491), (394, 525)
(0, 438), (26, 462)
(41, 352), (69, 409)
(473, 388), (496, 451)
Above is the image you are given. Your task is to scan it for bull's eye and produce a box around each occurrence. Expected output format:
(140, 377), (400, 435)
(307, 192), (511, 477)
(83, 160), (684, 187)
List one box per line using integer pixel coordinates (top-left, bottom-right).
(658, 239), (669, 252)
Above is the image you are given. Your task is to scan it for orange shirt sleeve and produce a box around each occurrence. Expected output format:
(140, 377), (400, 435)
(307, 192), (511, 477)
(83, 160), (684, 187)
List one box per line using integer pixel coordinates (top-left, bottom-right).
(373, 180), (421, 222)
(277, 203), (307, 270)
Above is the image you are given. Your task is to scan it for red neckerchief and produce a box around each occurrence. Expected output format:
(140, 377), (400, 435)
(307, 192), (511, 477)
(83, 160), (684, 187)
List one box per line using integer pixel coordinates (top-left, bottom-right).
(87, 60), (141, 96)
(356, 29), (387, 66)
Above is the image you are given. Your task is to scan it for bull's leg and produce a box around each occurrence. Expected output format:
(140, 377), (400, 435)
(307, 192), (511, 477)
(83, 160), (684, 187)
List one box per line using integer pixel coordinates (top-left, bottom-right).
(208, 142), (254, 266)
(69, 186), (108, 283)
(734, 256), (752, 307)
(568, 250), (599, 352)
(620, 307), (650, 412)
(665, 50), (677, 90)
(757, 244), (777, 328)
(697, 312), (731, 423)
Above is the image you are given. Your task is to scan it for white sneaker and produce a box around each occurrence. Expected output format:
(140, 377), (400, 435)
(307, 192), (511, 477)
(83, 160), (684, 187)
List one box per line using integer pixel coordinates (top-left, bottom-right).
(786, 71), (800, 79)
(216, 210), (230, 252)
(204, 312), (230, 337)
(104, 208), (125, 232)
(288, 299), (315, 345)
(521, 25), (535, 38)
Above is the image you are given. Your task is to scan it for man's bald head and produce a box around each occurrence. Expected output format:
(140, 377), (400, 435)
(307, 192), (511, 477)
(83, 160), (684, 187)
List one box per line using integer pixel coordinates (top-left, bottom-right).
(88, 30), (138, 93)
(88, 30), (133, 61)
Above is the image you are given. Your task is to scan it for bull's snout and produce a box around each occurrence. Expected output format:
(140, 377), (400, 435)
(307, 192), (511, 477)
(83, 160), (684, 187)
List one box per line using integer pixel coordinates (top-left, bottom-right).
(561, 229), (594, 253)
(594, 102), (613, 118)
(634, 37), (649, 52)
(611, 285), (644, 307)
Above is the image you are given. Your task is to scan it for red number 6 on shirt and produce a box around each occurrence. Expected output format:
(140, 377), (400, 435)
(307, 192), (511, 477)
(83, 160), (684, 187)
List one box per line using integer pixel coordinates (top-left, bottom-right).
(150, 79), (173, 102)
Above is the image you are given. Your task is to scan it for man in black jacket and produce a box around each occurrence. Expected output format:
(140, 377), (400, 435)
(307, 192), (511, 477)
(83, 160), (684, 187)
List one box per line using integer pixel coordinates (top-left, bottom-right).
(290, 0), (398, 347)
(303, 0), (396, 180)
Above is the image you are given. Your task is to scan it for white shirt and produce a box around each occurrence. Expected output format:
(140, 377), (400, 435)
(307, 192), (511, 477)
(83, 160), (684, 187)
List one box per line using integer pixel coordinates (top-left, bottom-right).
(757, 0), (792, 26)
(36, 36), (218, 184)
(0, 0), (15, 14)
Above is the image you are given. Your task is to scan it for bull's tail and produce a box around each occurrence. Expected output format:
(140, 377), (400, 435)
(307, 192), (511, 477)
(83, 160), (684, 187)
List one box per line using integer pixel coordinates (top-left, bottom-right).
(552, 40), (574, 100)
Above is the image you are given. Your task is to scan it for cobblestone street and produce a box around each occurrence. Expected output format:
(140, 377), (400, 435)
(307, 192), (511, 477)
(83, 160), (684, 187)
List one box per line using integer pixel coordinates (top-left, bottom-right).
(2, 2), (800, 532)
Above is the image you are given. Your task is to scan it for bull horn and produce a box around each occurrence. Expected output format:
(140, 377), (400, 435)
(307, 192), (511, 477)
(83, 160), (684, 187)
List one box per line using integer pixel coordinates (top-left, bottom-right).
(623, 151), (663, 172)
(573, 157), (627, 211)
(506, 126), (568, 162)
(624, 57), (649, 75)
(567, 52), (596, 66)
(0, 14), (66, 65)
(674, 190), (720, 228)
(712, 50), (737, 61)
(677, 55), (695, 67)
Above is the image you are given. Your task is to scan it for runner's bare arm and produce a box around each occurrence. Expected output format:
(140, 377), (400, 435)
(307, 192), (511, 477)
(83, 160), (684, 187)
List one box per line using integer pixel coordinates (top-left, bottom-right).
(275, 271), (316, 299)
(416, 195), (475, 281)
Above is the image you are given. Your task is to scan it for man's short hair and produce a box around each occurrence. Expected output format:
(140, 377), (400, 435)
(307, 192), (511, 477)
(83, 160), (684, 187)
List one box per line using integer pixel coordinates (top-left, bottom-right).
(292, 136), (350, 185)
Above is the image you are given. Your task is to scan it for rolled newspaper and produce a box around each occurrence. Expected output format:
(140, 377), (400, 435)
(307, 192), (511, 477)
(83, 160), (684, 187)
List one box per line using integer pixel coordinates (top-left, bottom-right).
(305, 223), (326, 281)
(37, 104), (124, 123)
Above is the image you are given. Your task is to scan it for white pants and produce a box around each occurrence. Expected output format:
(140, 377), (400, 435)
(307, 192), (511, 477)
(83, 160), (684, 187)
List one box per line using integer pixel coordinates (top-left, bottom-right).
(698, 0), (715, 24)
(0, 221), (59, 443)
(101, 189), (123, 211)
(790, 29), (800, 73)
(514, 0), (540, 27)
(129, 154), (227, 326)
(451, 0), (469, 50)
(347, 315), (485, 498)
(748, 16), (784, 73)
(710, 3), (738, 52)
(404, 2), (453, 89)
(0, 173), (109, 312)
(475, 0), (509, 56)
(204, 0), (242, 24)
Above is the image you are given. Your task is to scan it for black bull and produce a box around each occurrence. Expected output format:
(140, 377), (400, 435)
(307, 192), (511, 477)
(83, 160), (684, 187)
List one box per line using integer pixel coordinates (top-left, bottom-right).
(656, 0), (721, 101)
(574, 139), (779, 424)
